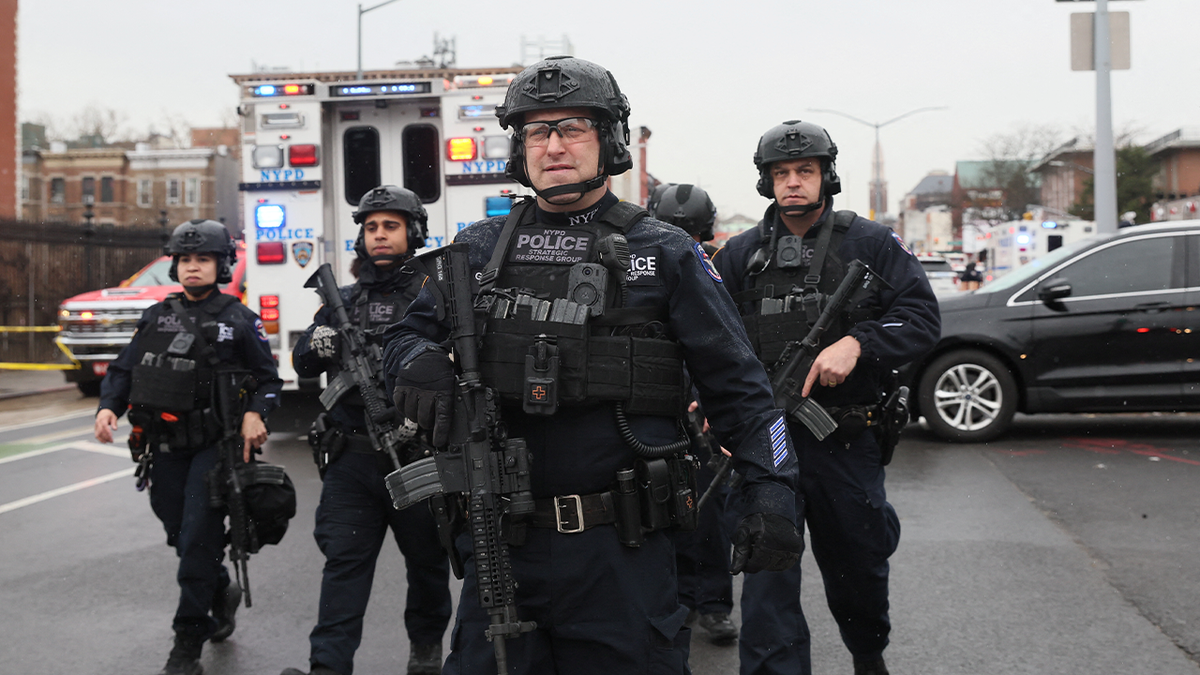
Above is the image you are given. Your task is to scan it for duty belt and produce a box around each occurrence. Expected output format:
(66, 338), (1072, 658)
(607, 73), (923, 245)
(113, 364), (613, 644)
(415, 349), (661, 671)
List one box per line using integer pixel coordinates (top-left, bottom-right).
(344, 433), (377, 454)
(528, 492), (617, 534)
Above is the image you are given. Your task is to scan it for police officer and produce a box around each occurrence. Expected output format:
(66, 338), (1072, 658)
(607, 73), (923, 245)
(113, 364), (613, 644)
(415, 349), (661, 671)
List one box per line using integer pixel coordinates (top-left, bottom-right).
(655, 183), (739, 644)
(712, 121), (940, 675)
(382, 56), (802, 674)
(93, 219), (282, 675)
(282, 186), (452, 675)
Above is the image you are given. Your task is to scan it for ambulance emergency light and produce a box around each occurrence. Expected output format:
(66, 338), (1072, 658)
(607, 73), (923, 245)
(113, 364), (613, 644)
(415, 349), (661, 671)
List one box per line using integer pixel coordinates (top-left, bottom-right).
(252, 83), (315, 97)
(330, 82), (433, 97)
(447, 138), (476, 161)
(256, 204), (286, 229)
(485, 196), (513, 218)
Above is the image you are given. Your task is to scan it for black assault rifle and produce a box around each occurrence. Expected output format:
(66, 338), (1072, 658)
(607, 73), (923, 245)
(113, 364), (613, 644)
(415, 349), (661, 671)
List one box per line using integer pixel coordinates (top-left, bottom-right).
(303, 264), (424, 486)
(209, 369), (257, 607)
(771, 259), (891, 440)
(386, 243), (537, 675)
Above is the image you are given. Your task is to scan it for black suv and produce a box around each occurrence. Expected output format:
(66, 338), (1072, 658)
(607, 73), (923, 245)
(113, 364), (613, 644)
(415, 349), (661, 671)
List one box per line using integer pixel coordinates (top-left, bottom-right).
(906, 220), (1200, 442)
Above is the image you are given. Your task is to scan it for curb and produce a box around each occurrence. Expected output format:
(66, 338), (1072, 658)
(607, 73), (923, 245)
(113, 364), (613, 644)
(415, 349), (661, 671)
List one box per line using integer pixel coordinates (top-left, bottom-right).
(0, 385), (79, 402)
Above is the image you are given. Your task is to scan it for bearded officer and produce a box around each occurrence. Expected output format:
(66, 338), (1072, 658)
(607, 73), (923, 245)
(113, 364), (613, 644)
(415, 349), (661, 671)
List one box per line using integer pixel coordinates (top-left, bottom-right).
(281, 186), (452, 675)
(94, 219), (282, 675)
(712, 121), (940, 675)
(382, 56), (802, 675)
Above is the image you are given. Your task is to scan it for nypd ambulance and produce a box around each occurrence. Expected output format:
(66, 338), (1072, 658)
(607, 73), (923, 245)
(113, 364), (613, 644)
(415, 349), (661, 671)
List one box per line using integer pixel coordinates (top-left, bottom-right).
(230, 66), (524, 389)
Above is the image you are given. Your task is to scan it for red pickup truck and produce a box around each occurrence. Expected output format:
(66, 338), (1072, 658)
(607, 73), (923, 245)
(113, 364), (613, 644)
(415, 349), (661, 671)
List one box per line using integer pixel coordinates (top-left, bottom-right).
(57, 247), (247, 395)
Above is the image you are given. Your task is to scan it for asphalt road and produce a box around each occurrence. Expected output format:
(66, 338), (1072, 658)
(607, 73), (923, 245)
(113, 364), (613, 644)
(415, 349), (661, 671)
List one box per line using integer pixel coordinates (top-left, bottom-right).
(1, 392), (1198, 675)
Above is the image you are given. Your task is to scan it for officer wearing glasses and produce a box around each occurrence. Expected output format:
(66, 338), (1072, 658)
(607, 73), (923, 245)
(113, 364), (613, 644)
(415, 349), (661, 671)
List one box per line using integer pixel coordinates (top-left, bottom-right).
(712, 121), (940, 675)
(383, 57), (802, 674)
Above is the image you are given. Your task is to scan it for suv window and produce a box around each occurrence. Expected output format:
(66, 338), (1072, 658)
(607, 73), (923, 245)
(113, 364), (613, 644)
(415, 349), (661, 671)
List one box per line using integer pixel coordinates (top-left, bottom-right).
(1019, 235), (1180, 301)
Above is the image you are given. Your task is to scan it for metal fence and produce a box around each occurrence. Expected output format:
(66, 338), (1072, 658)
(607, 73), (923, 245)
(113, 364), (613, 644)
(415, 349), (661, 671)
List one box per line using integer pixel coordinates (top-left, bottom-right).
(0, 220), (167, 364)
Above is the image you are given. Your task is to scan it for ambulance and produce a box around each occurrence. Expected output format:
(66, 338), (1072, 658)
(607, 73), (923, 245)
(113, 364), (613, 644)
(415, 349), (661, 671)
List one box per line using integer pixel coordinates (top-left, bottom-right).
(230, 66), (525, 389)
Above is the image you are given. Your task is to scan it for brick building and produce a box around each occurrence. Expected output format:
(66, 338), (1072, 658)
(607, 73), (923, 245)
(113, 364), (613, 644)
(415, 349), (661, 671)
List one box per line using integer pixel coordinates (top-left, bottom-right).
(1147, 127), (1200, 221)
(1, 0), (15, 218)
(20, 133), (239, 230)
(1029, 137), (1094, 217)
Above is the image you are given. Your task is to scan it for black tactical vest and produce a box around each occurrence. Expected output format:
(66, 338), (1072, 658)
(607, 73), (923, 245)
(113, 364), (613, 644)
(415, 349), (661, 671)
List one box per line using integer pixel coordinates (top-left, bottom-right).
(477, 200), (686, 418)
(735, 211), (879, 370)
(128, 293), (239, 413)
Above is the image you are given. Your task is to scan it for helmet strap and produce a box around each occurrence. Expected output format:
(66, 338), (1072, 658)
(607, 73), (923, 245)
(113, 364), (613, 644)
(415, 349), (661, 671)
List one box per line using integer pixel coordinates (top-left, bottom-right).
(182, 282), (218, 300)
(778, 199), (824, 217)
(526, 153), (608, 205)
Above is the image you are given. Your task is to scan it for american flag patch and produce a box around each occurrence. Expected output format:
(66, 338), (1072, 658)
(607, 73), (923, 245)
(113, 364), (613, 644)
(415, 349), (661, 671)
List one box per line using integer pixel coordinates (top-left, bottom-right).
(770, 416), (788, 468)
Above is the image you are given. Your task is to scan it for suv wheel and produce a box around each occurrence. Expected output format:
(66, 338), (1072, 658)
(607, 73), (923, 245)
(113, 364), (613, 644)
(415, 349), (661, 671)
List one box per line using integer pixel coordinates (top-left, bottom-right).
(918, 350), (1017, 442)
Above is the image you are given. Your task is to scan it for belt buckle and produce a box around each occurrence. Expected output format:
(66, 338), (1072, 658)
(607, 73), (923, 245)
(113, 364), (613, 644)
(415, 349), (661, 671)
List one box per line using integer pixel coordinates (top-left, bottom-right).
(554, 494), (585, 534)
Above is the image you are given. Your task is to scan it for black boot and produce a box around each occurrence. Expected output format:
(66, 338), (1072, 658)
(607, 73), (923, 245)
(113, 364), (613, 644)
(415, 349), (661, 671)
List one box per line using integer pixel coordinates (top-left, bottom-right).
(210, 581), (242, 643)
(697, 612), (739, 644)
(854, 656), (890, 675)
(407, 643), (443, 675)
(158, 634), (204, 675)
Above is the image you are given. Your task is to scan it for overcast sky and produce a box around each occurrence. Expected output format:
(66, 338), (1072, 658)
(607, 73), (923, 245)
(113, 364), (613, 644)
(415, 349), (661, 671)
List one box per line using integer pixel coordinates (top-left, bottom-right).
(17, 0), (1200, 221)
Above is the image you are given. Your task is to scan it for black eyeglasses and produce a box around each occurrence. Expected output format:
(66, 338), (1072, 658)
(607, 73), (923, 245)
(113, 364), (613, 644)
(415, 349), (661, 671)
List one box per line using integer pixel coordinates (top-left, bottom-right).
(519, 117), (598, 147)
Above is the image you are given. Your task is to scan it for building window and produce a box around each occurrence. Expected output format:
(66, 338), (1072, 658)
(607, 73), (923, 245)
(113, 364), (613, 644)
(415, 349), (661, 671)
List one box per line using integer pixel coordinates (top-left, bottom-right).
(100, 177), (114, 203)
(167, 178), (181, 205)
(82, 176), (96, 203)
(185, 177), (199, 206)
(20, 175), (29, 201)
(50, 177), (65, 204)
(138, 179), (152, 207)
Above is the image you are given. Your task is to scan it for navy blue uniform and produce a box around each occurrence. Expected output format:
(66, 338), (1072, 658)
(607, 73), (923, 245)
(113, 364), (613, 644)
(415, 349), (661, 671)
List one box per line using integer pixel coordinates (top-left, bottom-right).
(99, 291), (282, 642)
(713, 204), (940, 674)
(383, 193), (798, 675)
(292, 271), (452, 675)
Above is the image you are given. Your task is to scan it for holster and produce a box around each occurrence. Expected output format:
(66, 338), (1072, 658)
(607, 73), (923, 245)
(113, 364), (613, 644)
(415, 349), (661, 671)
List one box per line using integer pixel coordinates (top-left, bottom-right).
(308, 412), (346, 479)
(874, 384), (910, 466)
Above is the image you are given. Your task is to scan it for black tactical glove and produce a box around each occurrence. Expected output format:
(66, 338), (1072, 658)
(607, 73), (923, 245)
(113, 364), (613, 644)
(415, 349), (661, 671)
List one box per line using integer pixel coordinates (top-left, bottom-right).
(392, 349), (455, 447)
(730, 512), (802, 574)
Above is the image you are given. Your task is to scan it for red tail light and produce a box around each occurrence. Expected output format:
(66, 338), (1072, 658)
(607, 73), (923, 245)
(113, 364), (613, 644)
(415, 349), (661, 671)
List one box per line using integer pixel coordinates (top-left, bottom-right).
(260, 295), (279, 308)
(289, 144), (319, 167)
(260, 308), (280, 321)
(257, 242), (286, 264)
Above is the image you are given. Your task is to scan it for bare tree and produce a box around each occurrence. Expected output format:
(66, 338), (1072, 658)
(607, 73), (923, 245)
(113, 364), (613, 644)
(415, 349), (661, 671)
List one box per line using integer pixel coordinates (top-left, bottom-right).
(70, 105), (132, 146)
(972, 124), (1066, 221)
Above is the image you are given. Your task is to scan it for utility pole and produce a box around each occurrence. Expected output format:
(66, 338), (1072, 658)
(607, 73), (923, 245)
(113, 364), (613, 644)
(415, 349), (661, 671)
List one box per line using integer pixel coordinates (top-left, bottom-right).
(1092, 0), (1118, 234)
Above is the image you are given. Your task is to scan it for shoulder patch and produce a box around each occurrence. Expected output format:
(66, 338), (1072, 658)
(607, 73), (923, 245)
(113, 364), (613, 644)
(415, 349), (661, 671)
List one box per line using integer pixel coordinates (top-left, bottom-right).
(890, 231), (914, 256)
(693, 241), (722, 282)
(254, 318), (269, 342)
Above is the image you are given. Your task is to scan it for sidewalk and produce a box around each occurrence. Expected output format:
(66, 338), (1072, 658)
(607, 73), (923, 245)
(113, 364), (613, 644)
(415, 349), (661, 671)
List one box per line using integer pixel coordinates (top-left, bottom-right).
(0, 369), (77, 400)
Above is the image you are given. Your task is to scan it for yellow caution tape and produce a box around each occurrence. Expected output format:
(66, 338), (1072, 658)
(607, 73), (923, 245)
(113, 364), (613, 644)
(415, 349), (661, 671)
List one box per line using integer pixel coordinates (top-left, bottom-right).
(0, 334), (82, 371)
(0, 326), (61, 333)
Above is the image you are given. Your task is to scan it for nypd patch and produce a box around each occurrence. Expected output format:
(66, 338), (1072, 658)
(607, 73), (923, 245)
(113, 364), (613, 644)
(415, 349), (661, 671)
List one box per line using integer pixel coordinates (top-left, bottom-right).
(770, 415), (789, 469)
(891, 232), (913, 256)
(254, 318), (269, 342)
(693, 242), (722, 282)
(509, 227), (594, 265)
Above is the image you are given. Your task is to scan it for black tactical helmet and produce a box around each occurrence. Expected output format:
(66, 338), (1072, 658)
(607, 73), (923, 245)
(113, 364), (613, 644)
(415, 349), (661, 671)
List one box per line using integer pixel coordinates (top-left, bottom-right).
(753, 120), (842, 200)
(496, 56), (633, 192)
(352, 185), (429, 256)
(654, 184), (716, 242)
(166, 219), (237, 284)
(646, 182), (673, 215)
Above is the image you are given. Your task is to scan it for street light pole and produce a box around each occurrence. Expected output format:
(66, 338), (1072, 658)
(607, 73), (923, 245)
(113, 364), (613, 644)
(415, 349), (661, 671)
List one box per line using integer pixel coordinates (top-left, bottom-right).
(808, 106), (947, 219)
(357, 0), (403, 80)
